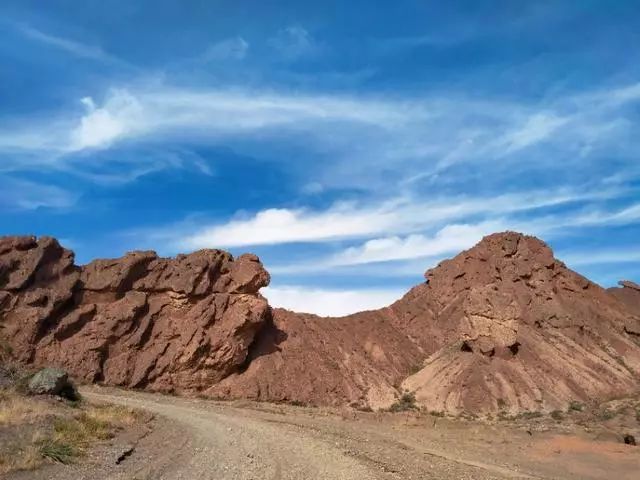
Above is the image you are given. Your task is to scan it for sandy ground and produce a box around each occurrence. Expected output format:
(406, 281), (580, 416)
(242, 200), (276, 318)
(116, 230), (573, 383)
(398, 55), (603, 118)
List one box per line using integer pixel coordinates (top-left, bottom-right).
(10, 386), (639, 480)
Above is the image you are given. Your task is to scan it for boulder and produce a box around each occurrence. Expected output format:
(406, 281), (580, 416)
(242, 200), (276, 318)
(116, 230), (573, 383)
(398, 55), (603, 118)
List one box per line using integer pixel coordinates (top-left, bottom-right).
(28, 367), (78, 399)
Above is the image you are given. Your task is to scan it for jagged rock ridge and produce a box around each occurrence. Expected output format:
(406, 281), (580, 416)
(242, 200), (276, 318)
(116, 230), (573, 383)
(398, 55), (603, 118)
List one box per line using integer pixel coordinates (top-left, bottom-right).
(0, 236), (270, 393)
(1, 232), (639, 414)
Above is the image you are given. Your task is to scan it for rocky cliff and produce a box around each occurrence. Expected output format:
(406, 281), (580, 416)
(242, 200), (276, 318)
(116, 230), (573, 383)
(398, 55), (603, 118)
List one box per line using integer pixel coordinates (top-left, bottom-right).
(0, 236), (270, 393)
(1, 233), (639, 414)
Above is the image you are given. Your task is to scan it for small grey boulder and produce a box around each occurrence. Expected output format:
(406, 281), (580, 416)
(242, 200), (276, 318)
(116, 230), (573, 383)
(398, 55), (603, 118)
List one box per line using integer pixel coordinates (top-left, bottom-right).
(28, 368), (78, 400)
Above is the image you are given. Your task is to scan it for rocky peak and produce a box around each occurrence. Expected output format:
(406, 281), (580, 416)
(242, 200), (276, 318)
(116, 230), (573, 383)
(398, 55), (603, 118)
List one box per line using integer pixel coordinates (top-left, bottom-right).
(620, 280), (640, 291)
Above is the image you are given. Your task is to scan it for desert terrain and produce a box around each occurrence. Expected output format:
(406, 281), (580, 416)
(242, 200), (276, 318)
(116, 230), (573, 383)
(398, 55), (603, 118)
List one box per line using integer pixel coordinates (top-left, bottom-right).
(3, 385), (638, 480)
(1, 232), (639, 478)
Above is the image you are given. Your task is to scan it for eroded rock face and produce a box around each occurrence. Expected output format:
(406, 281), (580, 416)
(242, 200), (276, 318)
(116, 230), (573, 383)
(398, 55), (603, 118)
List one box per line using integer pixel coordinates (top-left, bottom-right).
(0, 236), (270, 393)
(211, 232), (640, 414)
(396, 233), (640, 414)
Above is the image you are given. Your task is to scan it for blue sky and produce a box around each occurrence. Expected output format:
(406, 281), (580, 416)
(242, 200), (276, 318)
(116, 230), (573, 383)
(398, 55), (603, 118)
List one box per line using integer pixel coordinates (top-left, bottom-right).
(1, 1), (639, 315)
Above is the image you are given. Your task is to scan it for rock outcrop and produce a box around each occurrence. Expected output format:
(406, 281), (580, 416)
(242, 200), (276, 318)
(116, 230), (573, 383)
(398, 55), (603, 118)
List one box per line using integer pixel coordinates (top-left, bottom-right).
(609, 281), (640, 316)
(212, 233), (640, 413)
(1, 232), (639, 414)
(0, 236), (270, 393)
(397, 233), (640, 413)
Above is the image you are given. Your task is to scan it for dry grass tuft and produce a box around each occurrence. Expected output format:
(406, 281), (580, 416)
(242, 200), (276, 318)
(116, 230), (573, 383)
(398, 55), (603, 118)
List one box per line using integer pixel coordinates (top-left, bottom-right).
(43, 404), (144, 458)
(0, 432), (47, 474)
(0, 393), (144, 474)
(86, 403), (142, 429)
(0, 390), (52, 426)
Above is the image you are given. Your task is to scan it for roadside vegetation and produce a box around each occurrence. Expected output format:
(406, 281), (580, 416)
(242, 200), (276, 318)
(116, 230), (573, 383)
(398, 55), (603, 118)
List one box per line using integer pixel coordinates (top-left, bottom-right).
(0, 359), (144, 475)
(388, 392), (418, 412)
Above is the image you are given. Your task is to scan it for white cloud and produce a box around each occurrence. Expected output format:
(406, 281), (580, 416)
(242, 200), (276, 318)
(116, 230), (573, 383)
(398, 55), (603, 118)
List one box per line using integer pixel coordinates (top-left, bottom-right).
(1, 81), (639, 192)
(177, 188), (611, 249)
(18, 24), (123, 65)
(181, 203), (400, 249)
(330, 221), (508, 266)
(6, 87), (411, 155)
(201, 36), (249, 61)
(0, 178), (78, 210)
(499, 113), (569, 153)
(262, 285), (404, 316)
(264, 202), (640, 274)
(560, 249), (640, 267)
(71, 90), (144, 150)
(268, 219), (552, 275)
(269, 26), (317, 60)
(568, 203), (640, 227)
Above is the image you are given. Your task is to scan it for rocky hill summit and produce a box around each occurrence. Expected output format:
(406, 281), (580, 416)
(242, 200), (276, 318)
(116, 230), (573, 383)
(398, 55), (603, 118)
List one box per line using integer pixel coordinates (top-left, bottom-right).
(1, 232), (639, 414)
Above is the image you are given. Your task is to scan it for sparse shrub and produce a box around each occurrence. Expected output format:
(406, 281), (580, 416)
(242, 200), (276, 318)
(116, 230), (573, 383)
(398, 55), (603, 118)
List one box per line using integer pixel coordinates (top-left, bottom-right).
(497, 410), (512, 421)
(550, 410), (564, 421)
(408, 363), (423, 375)
(429, 410), (445, 417)
(598, 408), (615, 421)
(497, 398), (506, 408)
(39, 440), (75, 464)
(388, 392), (417, 412)
(568, 401), (584, 412)
(0, 339), (13, 362)
(516, 410), (543, 420)
(458, 411), (478, 420)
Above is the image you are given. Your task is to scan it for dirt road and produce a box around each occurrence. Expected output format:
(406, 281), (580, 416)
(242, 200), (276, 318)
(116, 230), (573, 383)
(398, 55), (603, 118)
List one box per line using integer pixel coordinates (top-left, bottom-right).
(82, 388), (378, 480)
(79, 388), (537, 480)
(14, 387), (638, 480)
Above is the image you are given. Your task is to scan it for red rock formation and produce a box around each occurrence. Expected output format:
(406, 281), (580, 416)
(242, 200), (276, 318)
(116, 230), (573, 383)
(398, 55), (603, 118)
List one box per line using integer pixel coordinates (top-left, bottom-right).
(2, 232), (640, 414)
(0, 236), (270, 393)
(398, 233), (640, 413)
(609, 281), (640, 315)
(209, 307), (424, 409)
(212, 233), (640, 413)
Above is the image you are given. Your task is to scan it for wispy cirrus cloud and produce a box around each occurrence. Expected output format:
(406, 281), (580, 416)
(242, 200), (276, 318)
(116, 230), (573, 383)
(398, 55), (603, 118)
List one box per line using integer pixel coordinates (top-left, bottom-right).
(200, 36), (249, 61)
(268, 201), (640, 274)
(17, 24), (125, 65)
(560, 248), (640, 267)
(268, 25), (319, 60)
(176, 187), (610, 250)
(1, 80), (637, 191)
(327, 221), (509, 267)
(0, 177), (78, 210)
